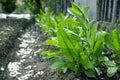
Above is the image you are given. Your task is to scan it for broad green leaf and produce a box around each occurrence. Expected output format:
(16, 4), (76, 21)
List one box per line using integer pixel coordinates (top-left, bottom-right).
(66, 61), (78, 73)
(63, 67), (68, 73)
(50, 59), (67, 72)
(55, 13), (65, 23)
(63, 28), (82, 56)
(57, 28), (76, 61)
(95, 68), (102, 76)
(93, 31), (106, 57)
(98, 56), (109, 62)
(80, 54), (93, 69)
(63, 28), (79, 37)
(96, 31), (106, 40)
(90, 22), (98, 48)
(91, 22), (98, 35)
(93, 39), (104, 56)
(85, 69), (96, 78)
(107, 67), (118, 77)
(67, 2), (88, 32)
(112, 29), (120, 51)
(74, 43), (83, 59)
(110, 20), (120, 50)
(67, 2), (85, 21)
(114, 50), (120, 57)
(44, 40), (58, 46)
(105, 33), (114, 49)
(41, 50), (60, 58)
(83, 6), (90, 18)
(104, 60), (116, 67)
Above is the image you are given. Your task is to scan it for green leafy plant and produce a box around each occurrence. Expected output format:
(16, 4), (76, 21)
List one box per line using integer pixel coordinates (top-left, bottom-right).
(36, 8), (67, 37)
(36, 8), (55, 36)
(105, 21), (120, 73)
(37, 2), (118, 78)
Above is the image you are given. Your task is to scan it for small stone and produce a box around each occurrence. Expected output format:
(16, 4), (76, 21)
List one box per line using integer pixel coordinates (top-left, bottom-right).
(0, 67), (4, 71)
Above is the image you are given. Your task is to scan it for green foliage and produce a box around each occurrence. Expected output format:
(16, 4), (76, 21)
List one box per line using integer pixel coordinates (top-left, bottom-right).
(36, 2), (119, 78)
(0, 0), (7, 3)
(36, 8), (65, 36)
(23, 0), (42, 14)
(0, 0), (17, 13)
(105, 21), (120, 72)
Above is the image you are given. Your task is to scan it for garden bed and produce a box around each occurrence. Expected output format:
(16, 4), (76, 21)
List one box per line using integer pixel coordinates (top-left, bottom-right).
(0, 20), (119, 80)
(35, 3), (120, 80)
(0, 12), (119, 80)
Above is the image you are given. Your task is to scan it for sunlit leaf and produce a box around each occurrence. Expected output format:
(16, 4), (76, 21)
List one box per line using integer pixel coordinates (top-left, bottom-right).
(67, 2), (85, 21)
(104, 60), (116, 67)
(41, 50), (60, 58)
(85, 69), (96, 78)
(80, 54), (93, 69)
(57, 28), (75, 61)
(95, 68), (102, 76)
(107, 67), (118, 77)
(50, 59), (67, 73)
(44, 39), (58, 46)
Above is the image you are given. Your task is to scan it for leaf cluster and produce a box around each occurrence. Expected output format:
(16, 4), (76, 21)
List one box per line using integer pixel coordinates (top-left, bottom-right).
(36, 2), (119, 78)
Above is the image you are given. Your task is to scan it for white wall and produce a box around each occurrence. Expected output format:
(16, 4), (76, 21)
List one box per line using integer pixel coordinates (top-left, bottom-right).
(74, 0), (97, 20)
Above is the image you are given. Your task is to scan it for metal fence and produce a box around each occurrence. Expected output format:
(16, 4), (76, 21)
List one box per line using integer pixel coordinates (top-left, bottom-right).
(45, 0), (120, 23)
(97, 0), (120, 23)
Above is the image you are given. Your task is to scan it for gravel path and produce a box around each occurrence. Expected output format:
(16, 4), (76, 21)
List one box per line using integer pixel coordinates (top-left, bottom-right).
(1, 25), (47, 80)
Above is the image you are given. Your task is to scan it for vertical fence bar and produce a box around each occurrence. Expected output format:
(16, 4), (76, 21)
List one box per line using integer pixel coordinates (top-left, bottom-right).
(101, 0), (104, 21)
(110, 0), (113, 22)
(119, 7), (120, 22)
(116, 0), (120, 22)
(97, 0), (101, 21)
(103, 0), (106, 21)
(119, 0), (120, 21)
(108, 0), (111, 22)
(105, 0), (109, 21)
(112, 0), (117, 23)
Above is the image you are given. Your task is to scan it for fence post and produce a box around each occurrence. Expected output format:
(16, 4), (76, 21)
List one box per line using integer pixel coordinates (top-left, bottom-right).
(112, 0), (117, 23)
